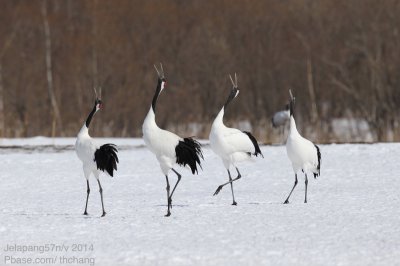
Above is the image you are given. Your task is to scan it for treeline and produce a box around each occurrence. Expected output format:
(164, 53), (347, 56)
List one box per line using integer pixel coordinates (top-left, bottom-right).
(1, 0), (400, 143)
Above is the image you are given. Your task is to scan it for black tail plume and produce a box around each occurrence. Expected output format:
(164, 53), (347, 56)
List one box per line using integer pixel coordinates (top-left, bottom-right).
(94, 144), (119, 177)
(243, 131), (263, 158)
(314, 144), (321, 178)
(175, 138), (204, 174)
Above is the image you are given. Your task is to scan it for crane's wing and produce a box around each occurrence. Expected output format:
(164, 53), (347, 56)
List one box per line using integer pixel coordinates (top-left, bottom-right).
(223, 128), (261, 156)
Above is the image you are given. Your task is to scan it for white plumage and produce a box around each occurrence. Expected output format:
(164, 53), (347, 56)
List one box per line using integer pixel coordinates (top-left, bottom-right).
(143, 108), (181, 175)
(210, 74), (263, 205)
(284, 90), (321, 204)
(142, 64), (203, 217)
(210, 109), (259, 167)
(76, 126), (100, 177)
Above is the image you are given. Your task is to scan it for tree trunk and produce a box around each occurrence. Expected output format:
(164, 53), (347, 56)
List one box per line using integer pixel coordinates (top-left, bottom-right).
(41, 0), (63, 137)
(0, 63), (4, 138)
(92, 0), (98, 88)
(306, 57), (318, 124)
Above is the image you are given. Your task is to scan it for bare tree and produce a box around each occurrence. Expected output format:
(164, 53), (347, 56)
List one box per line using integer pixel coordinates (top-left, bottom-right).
(0, 0), (399, 142)
(0, 18), (19, 138)
(0, 63), (4, 137)
(41, 0), (63, 137)
(91, 0), (98, 88)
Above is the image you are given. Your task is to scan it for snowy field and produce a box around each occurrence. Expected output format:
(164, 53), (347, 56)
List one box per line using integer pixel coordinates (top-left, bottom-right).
(1, 138), (400, 266)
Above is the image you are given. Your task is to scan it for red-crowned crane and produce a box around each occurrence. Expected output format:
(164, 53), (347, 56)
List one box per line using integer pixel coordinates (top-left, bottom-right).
(284, 90), (321, 204)
(75, 88), (119, 217)
(209, 74), (263, 205)
(142, 64), (203, 217)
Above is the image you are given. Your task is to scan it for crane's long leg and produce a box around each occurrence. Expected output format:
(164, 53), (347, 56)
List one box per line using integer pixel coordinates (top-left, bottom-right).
(97, 179), (106, 217)
(235, 167), (242, 179)
(213, 167), (242, 196)
(83, 180), (90, 215)
(284, 174), (298, 204)
(228, 170), (237, 205)
(165, 175), (171, 217)
(169, 168), (182, 208)
(304, 174), (308, 203)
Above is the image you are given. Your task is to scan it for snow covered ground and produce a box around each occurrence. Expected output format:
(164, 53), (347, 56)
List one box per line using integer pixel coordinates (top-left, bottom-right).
(1, 138), (400, 266)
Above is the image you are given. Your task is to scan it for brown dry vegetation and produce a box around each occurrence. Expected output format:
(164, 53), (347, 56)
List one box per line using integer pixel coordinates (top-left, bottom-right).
(1, 0), (400, 143)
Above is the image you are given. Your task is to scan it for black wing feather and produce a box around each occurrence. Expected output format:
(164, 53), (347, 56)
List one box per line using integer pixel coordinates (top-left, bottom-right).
(175, 138), (204, 174)
(314, 144), (321, 178)
(242, 131), (263, 158)
(94, 143), (119, 177)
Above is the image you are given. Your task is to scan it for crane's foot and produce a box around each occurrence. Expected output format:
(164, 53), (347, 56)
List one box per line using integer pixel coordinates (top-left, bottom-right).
(232, 201), (237, 206)
(304, 200), (307, 203)
(83, 211), (88, 215)
(213, 185), (223, 196)
(165, 211), (171, 217)
(101, 211), (107, 217)
(283, 200), (289, 204)
(168, 197), (172, 209)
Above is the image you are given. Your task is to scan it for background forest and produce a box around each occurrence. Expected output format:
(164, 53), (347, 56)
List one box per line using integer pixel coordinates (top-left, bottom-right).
(1, 0), (400, 143)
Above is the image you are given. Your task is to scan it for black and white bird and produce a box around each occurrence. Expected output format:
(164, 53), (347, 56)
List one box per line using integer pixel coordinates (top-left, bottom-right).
(75, 88), (119, 217)
(272, 104), (290, 128)
(142, 63), (203, 217)
(284, 90), (321, 204)
(209, 73), (263, 205)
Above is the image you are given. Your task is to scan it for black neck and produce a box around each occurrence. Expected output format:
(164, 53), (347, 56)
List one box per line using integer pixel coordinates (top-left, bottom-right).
(152, 79), (162, 111)
(224, 89), (237, 109)
(85, 104), (97, 128)
(289, 100), (294, 117)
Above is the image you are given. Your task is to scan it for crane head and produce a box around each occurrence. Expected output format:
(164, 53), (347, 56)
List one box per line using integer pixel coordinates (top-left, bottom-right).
(224, 73), (240, 109)
(229, 73), (239, 97)
(154, 63), (167, 92)
(288, 89), (295, 116)
(93, 87), (103, 111)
